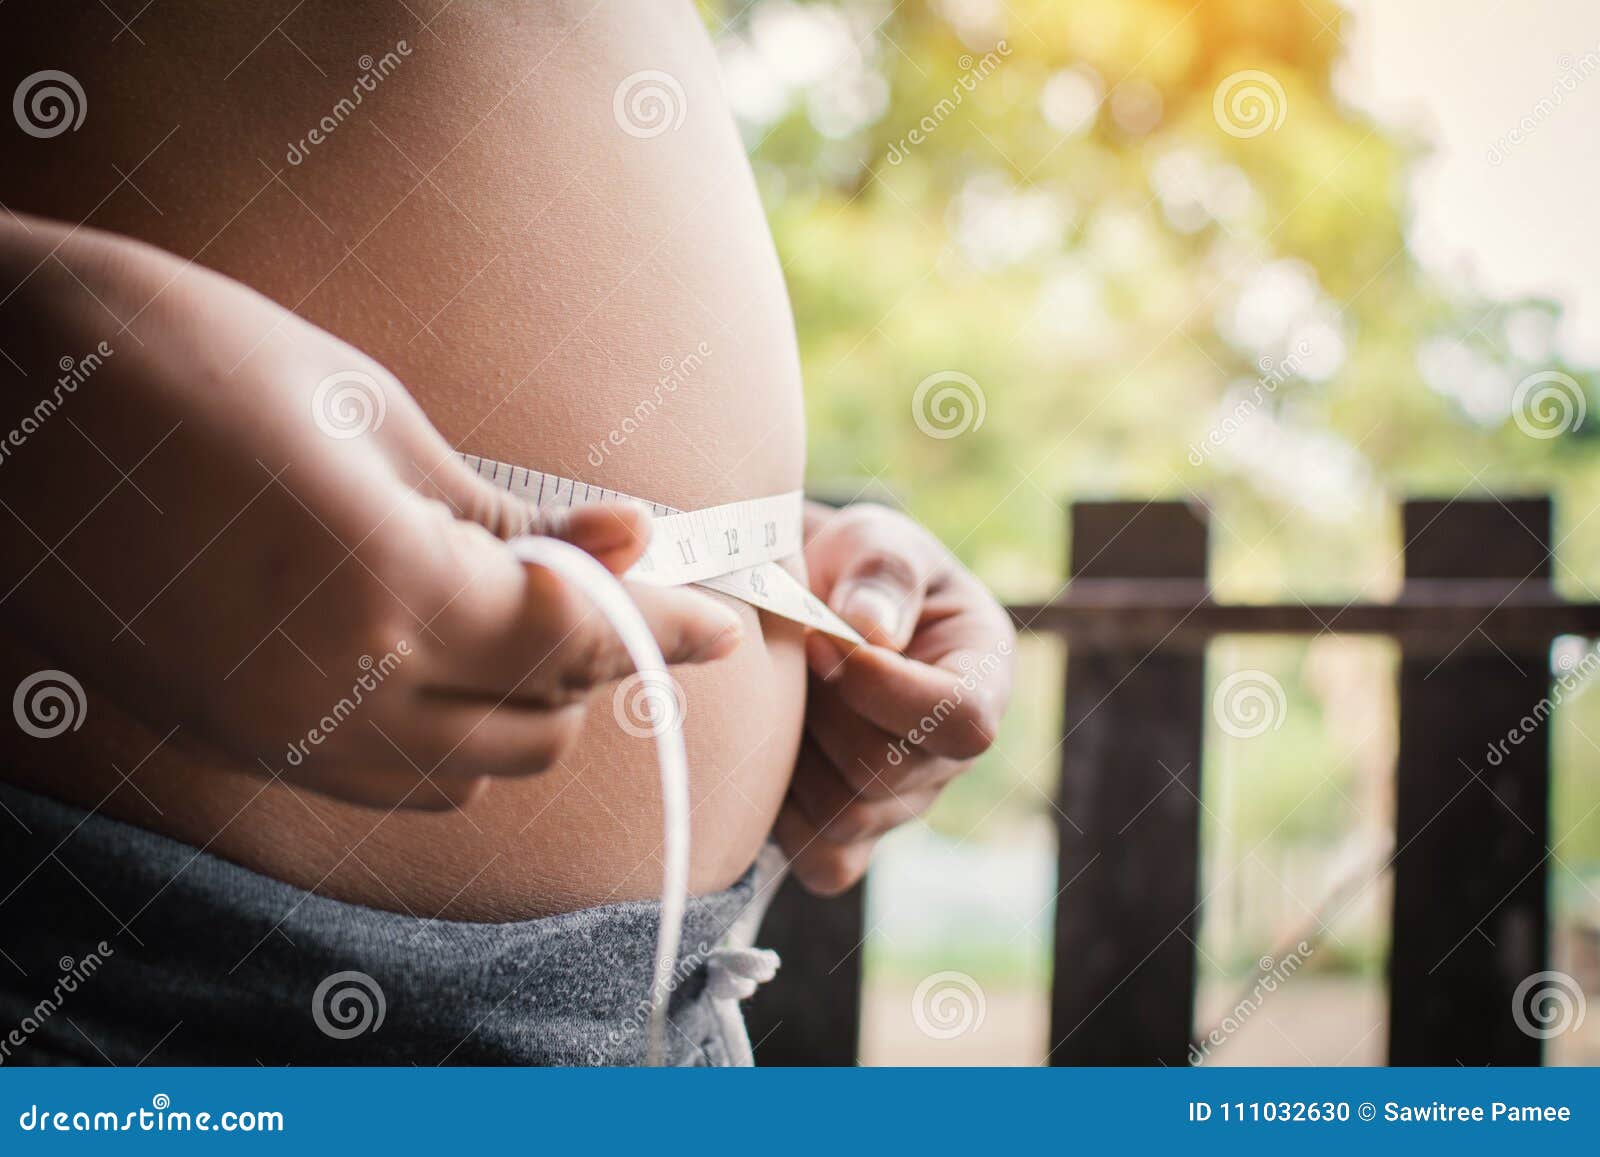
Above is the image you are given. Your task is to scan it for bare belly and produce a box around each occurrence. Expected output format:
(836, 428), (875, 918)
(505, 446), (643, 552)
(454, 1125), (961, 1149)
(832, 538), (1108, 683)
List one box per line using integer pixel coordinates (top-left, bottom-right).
(0, 0), (807, 918)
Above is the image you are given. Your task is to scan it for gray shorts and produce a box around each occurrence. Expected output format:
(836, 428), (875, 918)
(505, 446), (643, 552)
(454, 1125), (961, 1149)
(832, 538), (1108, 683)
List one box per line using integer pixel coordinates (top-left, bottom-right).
(0, 782), (769, 1066)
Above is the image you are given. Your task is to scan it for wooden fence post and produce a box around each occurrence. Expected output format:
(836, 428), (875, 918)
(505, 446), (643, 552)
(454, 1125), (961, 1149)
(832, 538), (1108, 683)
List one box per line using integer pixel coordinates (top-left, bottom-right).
(745, 877), (864, 1065)
(1389, 498), (1553, 1064)
(1049, 501), (1210, 1064)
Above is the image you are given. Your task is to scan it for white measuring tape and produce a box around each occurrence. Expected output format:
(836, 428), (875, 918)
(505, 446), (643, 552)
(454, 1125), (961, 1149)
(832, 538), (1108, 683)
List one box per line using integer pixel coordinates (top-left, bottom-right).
(476, 452), (821, 1065)
(462, 454), (863, 645)
(506, 534), (690, 1065)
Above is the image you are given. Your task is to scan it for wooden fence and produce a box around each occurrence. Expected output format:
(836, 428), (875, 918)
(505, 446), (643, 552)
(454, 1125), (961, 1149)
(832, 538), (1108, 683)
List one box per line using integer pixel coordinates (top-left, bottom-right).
(745, 496), (1600, 1065)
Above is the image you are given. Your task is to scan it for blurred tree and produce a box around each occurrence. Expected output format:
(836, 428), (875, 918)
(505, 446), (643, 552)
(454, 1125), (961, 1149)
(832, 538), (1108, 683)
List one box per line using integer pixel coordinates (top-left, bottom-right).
(703, 0), (1600, 873)
(705, 0), (1596, 597)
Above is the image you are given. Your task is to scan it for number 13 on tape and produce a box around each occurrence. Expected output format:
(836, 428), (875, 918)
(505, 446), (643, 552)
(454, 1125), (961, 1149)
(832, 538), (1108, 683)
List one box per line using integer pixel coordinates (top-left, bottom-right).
(461, 454), (864, 645)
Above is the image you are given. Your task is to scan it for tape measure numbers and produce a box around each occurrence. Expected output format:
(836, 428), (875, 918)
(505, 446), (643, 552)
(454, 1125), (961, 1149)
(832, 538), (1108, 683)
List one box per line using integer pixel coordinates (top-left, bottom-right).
(462, 454), (863, 645)
(470, 451), (821, 1064)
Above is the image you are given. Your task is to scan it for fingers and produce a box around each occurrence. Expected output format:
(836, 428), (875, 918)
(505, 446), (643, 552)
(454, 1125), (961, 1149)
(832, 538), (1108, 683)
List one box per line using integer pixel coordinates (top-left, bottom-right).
(412, 459), (732, 701)
(431, 451), (656, 575)
(773, 798), (874, 897)
(803, 635), (1003, 759)
(829, 552), (927, 650)
(405, 697), (590, 772)
(805, 504), (940, 650)
(625, 581), (747, 667)
(802, 546), (1015, 760)
(776, 740), (939, 895)
(324, 487), (745, 799)
(788, 736), (942, 844)
(804, 679), (959, 797)
(783, 501), (1014, 879)
(280, 693), (592, 809)
(325, 583), (746, 801)
(424, 449), (541, 538)
(541, 503), (654, 575)
(426, 561), (742, 707)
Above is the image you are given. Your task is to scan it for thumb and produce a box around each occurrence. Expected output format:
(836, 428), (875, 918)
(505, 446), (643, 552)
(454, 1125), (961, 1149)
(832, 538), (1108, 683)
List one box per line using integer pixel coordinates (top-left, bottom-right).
(430, 454), (653, 575)
(829, 551), (926, 650)
(528, 501), (655, 576)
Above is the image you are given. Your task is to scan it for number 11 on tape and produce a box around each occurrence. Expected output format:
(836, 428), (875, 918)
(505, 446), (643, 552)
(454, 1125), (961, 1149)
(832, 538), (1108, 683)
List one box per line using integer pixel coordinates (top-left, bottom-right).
(461, 453), (864, 645)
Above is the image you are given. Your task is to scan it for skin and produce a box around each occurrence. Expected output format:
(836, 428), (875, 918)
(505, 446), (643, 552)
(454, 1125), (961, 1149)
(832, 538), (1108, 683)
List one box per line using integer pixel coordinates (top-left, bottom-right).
(787, 502), (1015, 893)
(0, 0), (1013, 921)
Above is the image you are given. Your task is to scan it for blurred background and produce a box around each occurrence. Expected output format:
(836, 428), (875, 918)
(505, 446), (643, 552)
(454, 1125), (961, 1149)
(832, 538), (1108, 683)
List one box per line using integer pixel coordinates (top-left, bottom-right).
(704, 0), (1600, 1064)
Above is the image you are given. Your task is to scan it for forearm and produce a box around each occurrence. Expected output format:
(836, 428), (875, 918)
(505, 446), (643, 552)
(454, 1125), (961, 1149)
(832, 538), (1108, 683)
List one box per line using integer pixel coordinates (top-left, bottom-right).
(0, 214), (744, 812)
(0, 218), (368, 741)
(0, 216), (201, 674)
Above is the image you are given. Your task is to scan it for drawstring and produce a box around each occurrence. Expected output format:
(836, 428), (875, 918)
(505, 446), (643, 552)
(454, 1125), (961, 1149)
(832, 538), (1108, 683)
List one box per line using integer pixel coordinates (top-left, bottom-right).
(705, 945), (780, 1067)
(705, 946), (781, 1001)
(703, 841), (789, 1066)
(508, 535), (689, 1067)
(507, 536), (786, 1067)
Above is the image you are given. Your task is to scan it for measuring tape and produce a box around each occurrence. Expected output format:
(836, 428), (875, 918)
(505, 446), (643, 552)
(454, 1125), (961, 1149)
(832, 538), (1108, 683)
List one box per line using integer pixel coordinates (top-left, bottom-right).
(470, 451), (818, 1065)
(505, 533), (690, 1065)
(462, 453), (863, 645)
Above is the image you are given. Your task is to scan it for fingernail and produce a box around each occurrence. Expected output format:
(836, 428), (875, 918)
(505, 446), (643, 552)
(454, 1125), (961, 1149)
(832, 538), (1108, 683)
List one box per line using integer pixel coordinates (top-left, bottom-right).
(613, 498), (656, 531)
(836, 582), (903, 644)
(599, 498), (654, 532)
(581, 512), (634, 548)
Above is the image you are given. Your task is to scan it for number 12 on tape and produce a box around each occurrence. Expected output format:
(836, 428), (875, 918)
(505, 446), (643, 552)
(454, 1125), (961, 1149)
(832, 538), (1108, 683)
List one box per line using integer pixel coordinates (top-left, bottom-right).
(462, 454), (864, 645)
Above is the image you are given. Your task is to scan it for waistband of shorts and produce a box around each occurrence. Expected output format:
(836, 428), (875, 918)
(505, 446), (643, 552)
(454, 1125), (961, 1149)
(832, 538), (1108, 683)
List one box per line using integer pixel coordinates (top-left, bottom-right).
(0, 780), (758, 1066)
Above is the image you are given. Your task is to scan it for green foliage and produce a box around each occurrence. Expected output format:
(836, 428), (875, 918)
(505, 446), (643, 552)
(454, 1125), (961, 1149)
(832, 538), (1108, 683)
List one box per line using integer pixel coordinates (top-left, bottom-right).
(710, 0), (1594, 585)
(707, 0), (1600, 975)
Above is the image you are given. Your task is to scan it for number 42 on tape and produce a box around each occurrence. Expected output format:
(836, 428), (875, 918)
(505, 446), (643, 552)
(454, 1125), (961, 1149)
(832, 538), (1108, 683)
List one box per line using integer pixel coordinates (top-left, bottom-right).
(462, 454), (864, 645)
